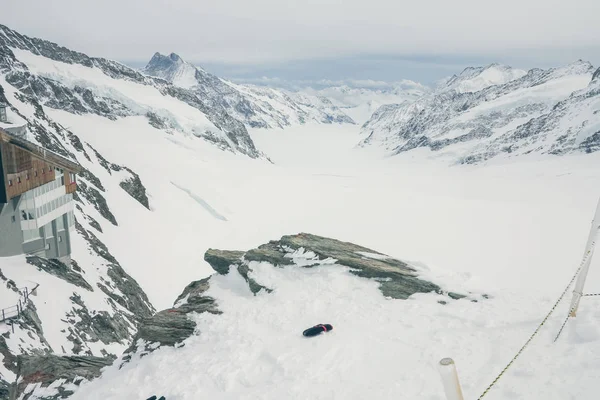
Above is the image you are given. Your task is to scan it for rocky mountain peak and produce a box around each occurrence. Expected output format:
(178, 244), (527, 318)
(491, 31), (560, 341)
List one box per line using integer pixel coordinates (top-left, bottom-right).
(592, 67), (600, 82)
(144, 52), (186, 74)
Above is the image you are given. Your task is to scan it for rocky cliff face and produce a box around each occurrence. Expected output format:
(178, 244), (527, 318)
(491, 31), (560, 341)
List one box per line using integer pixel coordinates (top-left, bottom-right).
(361, 61), (599, 163)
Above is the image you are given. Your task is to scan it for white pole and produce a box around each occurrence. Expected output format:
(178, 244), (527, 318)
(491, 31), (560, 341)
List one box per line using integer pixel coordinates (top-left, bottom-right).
(438, 358), (465, 400)
(569, 197), (600, 317)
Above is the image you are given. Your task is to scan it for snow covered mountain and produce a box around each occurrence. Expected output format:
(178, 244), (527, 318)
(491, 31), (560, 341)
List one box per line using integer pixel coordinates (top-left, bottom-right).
(143, 53), (355, 128)
(436, 63), (527, 94)
(300, 82), (429, 124)
(361, 61), (600, 163)
(2, 22), (600, 400)
(0, 24), (262, 159)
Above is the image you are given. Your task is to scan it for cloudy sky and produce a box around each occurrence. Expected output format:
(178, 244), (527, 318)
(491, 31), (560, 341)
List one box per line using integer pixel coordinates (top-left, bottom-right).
(4, 0), (600, 85)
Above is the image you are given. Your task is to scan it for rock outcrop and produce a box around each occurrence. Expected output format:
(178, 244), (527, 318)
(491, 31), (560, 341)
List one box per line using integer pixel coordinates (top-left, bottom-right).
(205, 233), (458, 300)
(122, 278), (221, 362)
(15, 354), (113, 400)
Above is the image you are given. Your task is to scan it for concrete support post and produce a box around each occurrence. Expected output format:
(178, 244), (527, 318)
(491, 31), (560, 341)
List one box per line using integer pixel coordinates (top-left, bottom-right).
(438, 358), (465, 400)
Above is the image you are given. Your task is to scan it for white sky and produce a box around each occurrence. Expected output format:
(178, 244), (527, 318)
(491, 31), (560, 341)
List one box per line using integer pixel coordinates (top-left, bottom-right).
(3, 0), (600, 83)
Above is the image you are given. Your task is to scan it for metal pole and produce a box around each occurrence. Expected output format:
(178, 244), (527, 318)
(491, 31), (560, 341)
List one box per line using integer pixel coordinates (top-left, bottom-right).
(569, 197), (600, 317)
(438, 358), (465, 400)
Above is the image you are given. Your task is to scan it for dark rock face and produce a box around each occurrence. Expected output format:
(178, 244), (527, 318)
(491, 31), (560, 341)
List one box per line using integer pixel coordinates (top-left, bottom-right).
(26, 257), (93, 291)
(203, 250), (245, 275)
(123, 278), (220, 362)
(75, 221), (155, 322)
(593, 67), (600, 82)
(5, 71), (134, 120)
(0, 378), (9, 400)
(206, 233), (450, 300)
(204, 249), (272, 295)
(16, 354), (113, 399)
(74, 180), (118, 226)
(119, 167), (150, 210)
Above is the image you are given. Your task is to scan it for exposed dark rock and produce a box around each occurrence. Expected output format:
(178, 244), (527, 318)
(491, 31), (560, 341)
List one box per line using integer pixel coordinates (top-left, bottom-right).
(67, 132), (91, 162)
(119, 167), (150, 209)
(203, 250), (244, 274)
(76, 168), (105, 192)
(75, 221), (154, 321)
(146, 111), (169, 130)
(206, 233), (453, 300)
(237, 264), (272, 295)
(75, 205), (103, 233)
(123, 278), (220, 363)
(66, 294), (134, 355)
(0, 378), (9, 400)
(5, 71), (133, 120)
(27, 257), (93, 291)
(203, 250), (270, 294)
(579, 132), (600, 153)
(87, 145), (119, 176)
(16, 354), (113, 399)
(75, 180), (117, 226)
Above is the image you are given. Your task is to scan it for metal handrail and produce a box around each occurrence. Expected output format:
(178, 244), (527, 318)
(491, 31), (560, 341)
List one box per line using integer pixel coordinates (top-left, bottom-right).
(1, 283), (39, 330)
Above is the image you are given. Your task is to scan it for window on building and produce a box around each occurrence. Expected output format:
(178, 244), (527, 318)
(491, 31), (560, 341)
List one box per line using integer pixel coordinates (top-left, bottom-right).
(58, 236), (63, 243)
(26, 173), (29, 180)
(11, 216), (16, 223)
(42, 168), (45, 174)
(35, 171), (38, 177)
(45, 243), (50, 250)
(21, 210), (27, 220)
(17, 177), (21, 183)
(61, 176), (65, 185)
(28, 212), (34, 220)
(8, 179), (12, 186)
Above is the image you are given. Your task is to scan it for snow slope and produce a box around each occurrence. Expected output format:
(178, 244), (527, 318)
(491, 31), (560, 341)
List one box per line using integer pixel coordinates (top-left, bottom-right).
(60, 125), (600, 399)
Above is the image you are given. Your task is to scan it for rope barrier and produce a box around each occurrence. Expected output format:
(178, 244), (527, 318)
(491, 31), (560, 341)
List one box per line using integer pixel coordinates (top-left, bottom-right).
(477, 250), (591, 399)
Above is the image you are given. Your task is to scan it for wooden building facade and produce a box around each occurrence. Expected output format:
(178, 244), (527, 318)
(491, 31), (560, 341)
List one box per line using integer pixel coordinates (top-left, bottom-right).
(0, 127), (82, 259)
(0, 129), (81, 203)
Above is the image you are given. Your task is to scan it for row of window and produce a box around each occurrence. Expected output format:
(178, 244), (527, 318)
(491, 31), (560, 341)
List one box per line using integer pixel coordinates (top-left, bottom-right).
(6, 166), (75, 187)
(20, 194), (72, 221)
(22, 222), (68, 244)
(31, 176), (64, 197)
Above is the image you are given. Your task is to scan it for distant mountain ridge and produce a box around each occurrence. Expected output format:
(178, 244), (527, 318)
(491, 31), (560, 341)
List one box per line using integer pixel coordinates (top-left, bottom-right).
(143, 52), (355, 129)
(361, 60), (600, 163)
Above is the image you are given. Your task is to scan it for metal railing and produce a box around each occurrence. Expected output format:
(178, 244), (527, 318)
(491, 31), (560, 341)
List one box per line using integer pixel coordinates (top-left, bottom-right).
(1, 284), (39, 332)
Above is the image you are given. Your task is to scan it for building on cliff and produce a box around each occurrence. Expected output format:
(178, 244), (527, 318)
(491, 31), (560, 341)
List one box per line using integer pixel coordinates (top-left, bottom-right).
(0, 127), (82, 261)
